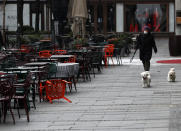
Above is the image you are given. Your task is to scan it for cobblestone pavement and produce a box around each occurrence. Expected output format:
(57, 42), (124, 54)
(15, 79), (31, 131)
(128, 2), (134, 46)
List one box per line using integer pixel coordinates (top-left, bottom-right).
(1, 38), (181, 131)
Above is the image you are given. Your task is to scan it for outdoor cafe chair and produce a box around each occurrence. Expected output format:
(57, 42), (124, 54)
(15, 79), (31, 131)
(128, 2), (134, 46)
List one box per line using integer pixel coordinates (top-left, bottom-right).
(39, 50), (52, 58)
(56, 61), (77, 92)
(104, 44), (115, 67)
(38, 66), (61, 102)
(0, 77), (15, 124)
(35, 63), (59, 102)
(48, 62), (75, 93)
(84, 51), (95, 77)
(68, 51), (91, 82)
(64, 55), (76, 63)
(106, 44), (122, 65)
(77, 52), (91, 82)
(114, 48), (122, 65)
(48, 63), (57, 79)
(20, 45), (31, 54)
(37, 65), (50, 102)
(40, 80), (72, 104)
(13, 71), (32, 122)
(90, 51), (103, 76)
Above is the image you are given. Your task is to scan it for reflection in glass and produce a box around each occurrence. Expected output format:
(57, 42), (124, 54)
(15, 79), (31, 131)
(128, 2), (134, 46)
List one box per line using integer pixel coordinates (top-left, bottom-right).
(125, 4), (167, 32)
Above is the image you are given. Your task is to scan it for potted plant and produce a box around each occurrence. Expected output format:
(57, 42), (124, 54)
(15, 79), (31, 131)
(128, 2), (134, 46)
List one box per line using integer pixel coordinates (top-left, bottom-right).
(118, 33), (133, 57)
(73, 35), (88, 49)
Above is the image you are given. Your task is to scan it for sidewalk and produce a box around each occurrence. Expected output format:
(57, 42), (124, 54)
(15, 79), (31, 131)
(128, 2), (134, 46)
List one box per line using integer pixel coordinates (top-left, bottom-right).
(1, 37), (181, 131)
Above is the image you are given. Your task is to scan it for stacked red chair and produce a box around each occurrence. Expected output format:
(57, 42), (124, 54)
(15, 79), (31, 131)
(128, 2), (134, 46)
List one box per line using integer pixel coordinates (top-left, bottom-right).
(104, 44), (115, 67)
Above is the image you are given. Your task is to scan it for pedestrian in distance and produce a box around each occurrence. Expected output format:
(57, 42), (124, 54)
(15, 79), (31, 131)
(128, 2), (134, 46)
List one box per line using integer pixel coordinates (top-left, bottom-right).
(136, 26), (157, 71)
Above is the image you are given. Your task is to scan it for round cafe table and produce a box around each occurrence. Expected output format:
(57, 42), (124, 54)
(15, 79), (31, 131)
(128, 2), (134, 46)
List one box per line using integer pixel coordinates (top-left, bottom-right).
(55, 63), (79, 78)
(50, 55), (74, 62)
(54, 62), (79, 92)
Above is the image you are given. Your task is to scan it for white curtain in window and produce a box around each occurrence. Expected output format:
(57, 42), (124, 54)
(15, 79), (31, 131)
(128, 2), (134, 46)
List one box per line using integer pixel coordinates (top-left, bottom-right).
(116, 3), (124, 32)
(169, 3), (174, 32)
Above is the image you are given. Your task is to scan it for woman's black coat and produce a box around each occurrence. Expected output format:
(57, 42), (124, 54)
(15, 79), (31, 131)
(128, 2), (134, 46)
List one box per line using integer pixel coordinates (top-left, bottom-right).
(136, 33), (157, 61)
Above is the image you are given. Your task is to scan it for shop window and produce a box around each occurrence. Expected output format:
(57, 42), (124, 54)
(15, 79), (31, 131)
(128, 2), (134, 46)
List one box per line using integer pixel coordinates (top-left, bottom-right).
(97, 4), (103, 33)
(125, 4), (167, 32)
(87, 5), (94, 35)
(107, 5), (115, 32)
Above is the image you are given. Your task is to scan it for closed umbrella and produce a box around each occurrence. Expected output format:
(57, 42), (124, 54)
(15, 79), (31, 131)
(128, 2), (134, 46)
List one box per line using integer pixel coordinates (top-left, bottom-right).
(68, 0), (88, 37)
(67, 0), (74, 21)
(72, 0), (88, 18)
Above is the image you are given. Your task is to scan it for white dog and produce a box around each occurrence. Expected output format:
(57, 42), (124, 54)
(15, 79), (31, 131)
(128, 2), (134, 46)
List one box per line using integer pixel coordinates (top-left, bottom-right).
(141, 71), (151, 88)
(167, 68), (176, 82)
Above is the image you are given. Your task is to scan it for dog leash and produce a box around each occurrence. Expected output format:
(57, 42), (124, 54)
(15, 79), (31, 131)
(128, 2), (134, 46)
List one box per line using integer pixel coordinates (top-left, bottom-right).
(130, 49), (137, 63)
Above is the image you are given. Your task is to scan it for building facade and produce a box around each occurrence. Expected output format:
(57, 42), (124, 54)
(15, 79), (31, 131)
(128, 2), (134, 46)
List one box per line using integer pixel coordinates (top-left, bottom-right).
(0, 0), (180, 36)
(0, 0), (51, 31)
(175, 0), (181, 35)
(87, 0), (176, 35)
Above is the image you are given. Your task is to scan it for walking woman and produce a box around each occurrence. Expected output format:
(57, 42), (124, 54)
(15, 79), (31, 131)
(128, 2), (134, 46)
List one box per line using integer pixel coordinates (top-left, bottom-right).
(136, 26), (157, 71)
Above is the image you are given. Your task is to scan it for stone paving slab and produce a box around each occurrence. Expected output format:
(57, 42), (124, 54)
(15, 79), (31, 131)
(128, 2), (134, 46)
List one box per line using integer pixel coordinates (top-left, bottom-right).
(1, 38), (181, 131)
(1, 63), (179, 131)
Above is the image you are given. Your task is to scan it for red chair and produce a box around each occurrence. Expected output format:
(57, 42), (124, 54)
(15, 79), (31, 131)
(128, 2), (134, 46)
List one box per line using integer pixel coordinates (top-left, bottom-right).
(107, 44), (114, 56)
(40, 80), (72, 104)
(0, 79), (15, 124)
(53, 50), (67, 55)
(39, 50), (52, 58)
(13, 72), (32, 122)
(39, 82), (45, 101)
(75, 44), (82, 50)
(64, 56), (76, 63)
(20, 45), (31, 53)
(104, 45), (109, 67)
(104, 44), (115, 67)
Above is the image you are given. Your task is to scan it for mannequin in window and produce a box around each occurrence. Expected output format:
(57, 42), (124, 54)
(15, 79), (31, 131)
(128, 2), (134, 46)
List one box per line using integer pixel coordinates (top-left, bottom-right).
(153, 7), (160, 32)
(135, 9), (141, 32)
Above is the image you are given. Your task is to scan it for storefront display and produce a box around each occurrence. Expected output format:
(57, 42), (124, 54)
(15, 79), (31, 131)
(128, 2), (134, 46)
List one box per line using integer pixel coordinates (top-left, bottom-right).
(87, 0), (174, 34)
(125, 4), (167, 32)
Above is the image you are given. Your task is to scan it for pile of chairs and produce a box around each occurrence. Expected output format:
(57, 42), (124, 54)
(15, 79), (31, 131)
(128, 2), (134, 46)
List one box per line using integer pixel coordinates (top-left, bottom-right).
(104, 44), (122, 67)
